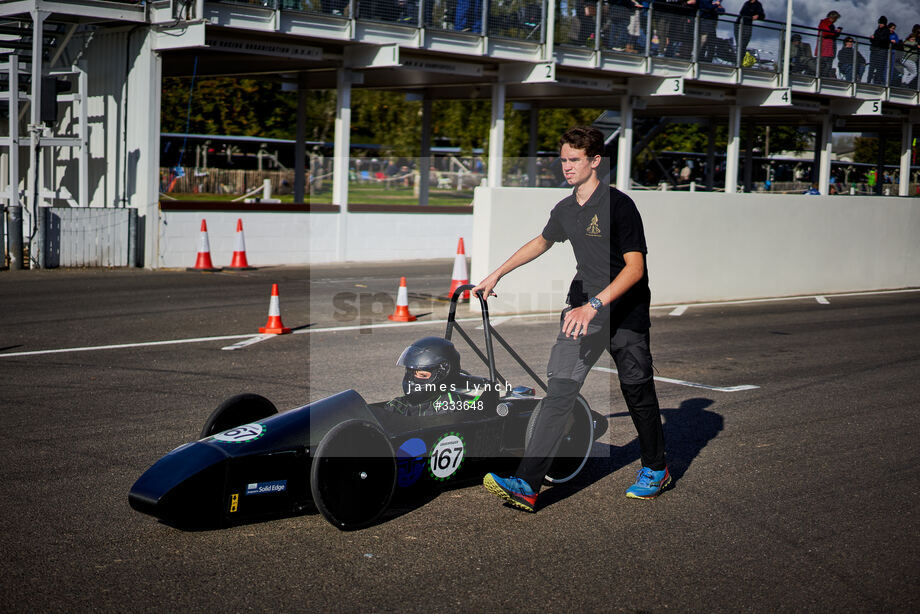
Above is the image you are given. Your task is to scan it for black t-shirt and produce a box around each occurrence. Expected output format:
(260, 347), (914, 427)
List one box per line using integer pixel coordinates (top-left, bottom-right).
(871, 25), (890, 49)
(541, 183), (651, 331)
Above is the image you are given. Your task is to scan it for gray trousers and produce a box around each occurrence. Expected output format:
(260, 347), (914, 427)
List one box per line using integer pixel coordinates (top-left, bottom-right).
(517, 307), (666, 490)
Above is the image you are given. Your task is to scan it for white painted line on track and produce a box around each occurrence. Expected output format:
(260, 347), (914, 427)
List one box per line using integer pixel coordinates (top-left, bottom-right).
(0, 334), (257, 358)
(815, 296), (829, 305)
(292, 312), (555, 335)
(0, 314), (556, 359)
(477, 317), (511, 329)
(221, 334), (276, 351)
(651, 287), (920, 311)
(4, 287), (916, 359)
(592, 366), (760, 392)
(669, 305), (688, 316)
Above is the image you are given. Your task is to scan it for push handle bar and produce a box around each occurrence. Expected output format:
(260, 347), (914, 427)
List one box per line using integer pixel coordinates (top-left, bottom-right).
(445, 284), (498, 385)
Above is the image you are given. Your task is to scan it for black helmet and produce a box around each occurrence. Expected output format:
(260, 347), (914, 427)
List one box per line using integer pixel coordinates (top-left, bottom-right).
(397, 337), (461, 400)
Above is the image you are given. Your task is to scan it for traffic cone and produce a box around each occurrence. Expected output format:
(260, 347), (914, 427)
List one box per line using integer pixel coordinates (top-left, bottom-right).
(226, 218), (255, 270)
(387, 277), (417, 322)
(187, 219), (221, 272)
(259, 284), (292, 334)
(447, 237), (470, 299)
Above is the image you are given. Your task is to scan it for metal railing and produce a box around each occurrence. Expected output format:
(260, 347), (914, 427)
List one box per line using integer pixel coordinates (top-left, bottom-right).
(787, 24), (919, 89)
(207, 0), (920, 92)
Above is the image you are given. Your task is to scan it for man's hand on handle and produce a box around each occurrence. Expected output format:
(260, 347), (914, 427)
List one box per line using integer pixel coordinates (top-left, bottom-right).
(472, 272), (501, 300)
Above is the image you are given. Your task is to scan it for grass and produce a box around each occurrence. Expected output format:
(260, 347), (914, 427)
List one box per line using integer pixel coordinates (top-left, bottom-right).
(163, 184), (475, 206)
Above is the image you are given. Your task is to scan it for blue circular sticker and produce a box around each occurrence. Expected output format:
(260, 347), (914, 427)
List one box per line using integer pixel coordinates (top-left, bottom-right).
(396, 437), (427, 487)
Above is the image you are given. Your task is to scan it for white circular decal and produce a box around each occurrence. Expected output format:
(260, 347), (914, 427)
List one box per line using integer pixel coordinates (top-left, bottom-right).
(213, 423), (265, 443)
(428, 432), (465, 481)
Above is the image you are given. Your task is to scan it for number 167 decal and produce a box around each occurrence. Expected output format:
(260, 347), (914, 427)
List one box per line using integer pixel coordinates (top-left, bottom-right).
(428, 433), (466, 481)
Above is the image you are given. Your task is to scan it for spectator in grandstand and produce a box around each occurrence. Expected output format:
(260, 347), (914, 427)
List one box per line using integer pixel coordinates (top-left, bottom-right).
(735, 0), (764, 59)
(321, 0), (349, 16)
(398, 0), (433, 25)
(653, 0), (693, 58)
(887, 22), (902, 85)
(789, 33), (816, 76)
(455, 0), (482, 33)
(803, 183), (821, 195)
(901, 31), (918, 87)
(816, 11), (842, 78)
(609, 0), (634, 50)
(625, 0), (650, 54)
(572, 0), (599, 47)
(869, 16), (889, 84)
(679, 160), (692, 183)
(698, 0), (723, 62)
(837, 36), (867, 82)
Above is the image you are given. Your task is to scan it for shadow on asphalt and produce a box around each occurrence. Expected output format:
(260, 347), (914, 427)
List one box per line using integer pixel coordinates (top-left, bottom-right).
(536, 397), (723, 510)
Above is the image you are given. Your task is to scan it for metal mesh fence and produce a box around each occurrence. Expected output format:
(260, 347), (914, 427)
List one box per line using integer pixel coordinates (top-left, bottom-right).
(160, 155), (575, 202)
(201, 1), (920, 92)
(356, 0), (415, 24)
(556, 0), (600, 49)
(695, 11), (781, 71)
(488, 1), (544, 42)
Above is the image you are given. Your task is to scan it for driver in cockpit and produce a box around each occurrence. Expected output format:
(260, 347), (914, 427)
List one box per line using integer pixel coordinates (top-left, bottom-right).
(384, 337), (473, 416)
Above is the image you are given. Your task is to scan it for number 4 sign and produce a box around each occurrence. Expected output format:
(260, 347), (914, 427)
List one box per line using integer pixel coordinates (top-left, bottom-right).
(428, 433), (466, 481)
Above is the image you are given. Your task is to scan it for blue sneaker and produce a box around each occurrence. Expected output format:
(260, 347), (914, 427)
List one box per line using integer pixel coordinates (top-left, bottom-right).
(626, 466), (671, 499)
(483, 473), (538, 512)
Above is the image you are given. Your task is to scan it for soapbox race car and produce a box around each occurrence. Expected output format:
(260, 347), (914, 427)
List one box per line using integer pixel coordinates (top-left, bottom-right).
(129, 285), (608, 530)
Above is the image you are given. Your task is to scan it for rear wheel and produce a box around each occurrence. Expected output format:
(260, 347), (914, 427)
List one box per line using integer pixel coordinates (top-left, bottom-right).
(525, 396), (594, 484)
(310, 420), (396, 530)
(200, 393), (278, 439)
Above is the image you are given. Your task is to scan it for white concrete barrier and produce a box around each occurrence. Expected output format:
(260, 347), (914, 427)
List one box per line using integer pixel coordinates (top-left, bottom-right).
(157, 208), (473, 268)
(470, 187), (920, 314)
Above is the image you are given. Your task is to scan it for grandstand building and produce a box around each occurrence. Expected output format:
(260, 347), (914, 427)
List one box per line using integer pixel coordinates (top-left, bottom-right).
(0, 0), (917, 269)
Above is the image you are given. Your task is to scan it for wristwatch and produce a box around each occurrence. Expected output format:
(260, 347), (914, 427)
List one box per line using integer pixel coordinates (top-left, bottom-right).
(588, 297), (603, 311)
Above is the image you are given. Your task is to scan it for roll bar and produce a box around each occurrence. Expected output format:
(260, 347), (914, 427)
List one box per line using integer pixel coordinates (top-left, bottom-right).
(444, 284), (548, 393)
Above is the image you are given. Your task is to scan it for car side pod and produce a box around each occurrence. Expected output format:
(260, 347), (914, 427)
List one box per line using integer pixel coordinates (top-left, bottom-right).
(129, 390), (377, 529)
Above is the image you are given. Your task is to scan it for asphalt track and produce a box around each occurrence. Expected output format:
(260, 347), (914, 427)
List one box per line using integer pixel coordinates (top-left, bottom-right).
(1, 262), (918, 612)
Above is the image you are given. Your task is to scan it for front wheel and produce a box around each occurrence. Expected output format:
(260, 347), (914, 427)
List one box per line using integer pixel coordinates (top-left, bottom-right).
(310, 420), (397, 530)
(200, 393), (278, 439)
(525, 396), (594, 484)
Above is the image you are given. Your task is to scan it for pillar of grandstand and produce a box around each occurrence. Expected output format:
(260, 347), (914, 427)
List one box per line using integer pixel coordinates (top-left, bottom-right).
(0, 0), (916, 269)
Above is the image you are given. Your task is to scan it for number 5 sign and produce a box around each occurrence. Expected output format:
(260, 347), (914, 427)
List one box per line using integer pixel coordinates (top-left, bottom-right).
(428, 433), (466, 480)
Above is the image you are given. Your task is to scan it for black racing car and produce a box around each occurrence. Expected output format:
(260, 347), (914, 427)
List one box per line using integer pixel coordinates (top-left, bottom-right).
(129, 285), (607, 530)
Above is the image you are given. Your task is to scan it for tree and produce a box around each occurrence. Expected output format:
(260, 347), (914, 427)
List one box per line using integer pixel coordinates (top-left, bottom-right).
(161, 76), (336, 141)
(853, 135), (902, 165)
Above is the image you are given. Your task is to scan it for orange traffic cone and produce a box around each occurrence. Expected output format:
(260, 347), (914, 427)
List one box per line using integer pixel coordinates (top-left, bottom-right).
(387, 277), (417, 322)
(187, 219), (221, 272)
(259, 284), (292, 334)
(447, 237), (470, 299)
(226, 218), (255, 270)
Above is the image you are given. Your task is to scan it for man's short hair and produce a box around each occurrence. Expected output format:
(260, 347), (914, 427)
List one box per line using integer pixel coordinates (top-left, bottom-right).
(559, 126), (604, 158)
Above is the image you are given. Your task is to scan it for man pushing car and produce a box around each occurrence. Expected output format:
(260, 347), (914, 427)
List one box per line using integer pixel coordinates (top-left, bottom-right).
(473, 126), (670, 512)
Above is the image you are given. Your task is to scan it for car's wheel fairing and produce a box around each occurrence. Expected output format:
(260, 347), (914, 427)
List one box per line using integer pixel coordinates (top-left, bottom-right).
(310, 420), (396, 530)
(200, 393), (278, 439)
(525, 396), (594, 484)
